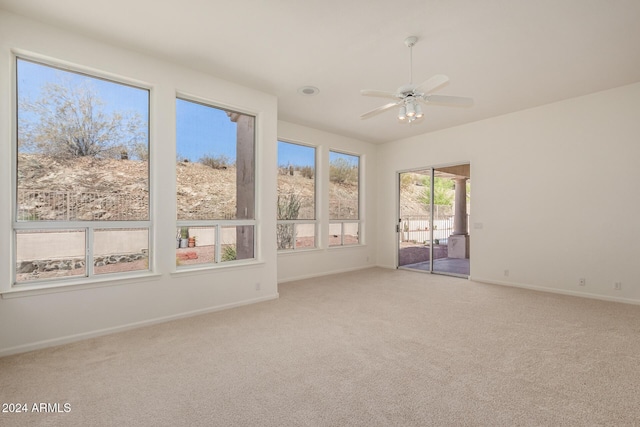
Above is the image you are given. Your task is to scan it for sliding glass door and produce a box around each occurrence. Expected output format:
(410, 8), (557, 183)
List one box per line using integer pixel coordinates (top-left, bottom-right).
(397, 165), (470, 277)
(398, 169), (432, 272)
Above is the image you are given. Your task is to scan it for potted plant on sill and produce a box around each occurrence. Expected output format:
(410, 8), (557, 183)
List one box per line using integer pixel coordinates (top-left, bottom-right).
(179, 227), (189, 248)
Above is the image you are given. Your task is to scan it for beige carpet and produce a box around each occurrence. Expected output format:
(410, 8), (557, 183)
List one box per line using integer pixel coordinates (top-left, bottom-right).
(1, 267), (640, 426)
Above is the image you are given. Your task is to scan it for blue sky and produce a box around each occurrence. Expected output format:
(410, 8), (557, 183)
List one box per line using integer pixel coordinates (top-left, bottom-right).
(176, 99), (238, 162)
(18, 58), (358, 169)
(278, 142), (359, 168)
(18, 58), (242, 163)
(330, 150), (359, 167)
(17, 58), (149, 133)
(278, 141), (315, 167)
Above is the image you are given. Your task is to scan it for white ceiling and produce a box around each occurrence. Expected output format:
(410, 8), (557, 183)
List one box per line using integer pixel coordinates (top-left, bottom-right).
(2, 0), (640, 144)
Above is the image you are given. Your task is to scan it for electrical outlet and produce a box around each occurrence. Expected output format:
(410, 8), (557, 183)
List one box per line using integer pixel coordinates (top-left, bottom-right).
(579, 278), (586, 286)
(504, 269), (509, 277)
(255, 282), (261, 291)
(614, 282), (622, 291)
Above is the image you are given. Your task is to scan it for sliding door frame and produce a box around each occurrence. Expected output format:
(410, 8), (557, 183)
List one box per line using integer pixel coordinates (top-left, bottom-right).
(396, 162), (471, 278)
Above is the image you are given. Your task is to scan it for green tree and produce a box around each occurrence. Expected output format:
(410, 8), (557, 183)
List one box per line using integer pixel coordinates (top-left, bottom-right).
(420, 178), (454, 206)
(19, 79), (147, 159)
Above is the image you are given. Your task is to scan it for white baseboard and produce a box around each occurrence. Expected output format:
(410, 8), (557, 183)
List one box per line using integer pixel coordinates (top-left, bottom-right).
(0, 293), (279, 358)
(472, 276), (640, 306)
(376, 264), (397, 270)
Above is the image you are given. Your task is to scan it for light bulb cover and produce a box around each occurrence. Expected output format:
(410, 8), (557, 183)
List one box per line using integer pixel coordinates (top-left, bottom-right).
(398, 106), (407, 120)
(405, 101), (416, 117)
(415, 103), (423, 118)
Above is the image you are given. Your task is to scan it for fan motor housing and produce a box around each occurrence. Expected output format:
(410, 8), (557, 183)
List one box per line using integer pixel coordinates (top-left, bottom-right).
(396, 83), (417, 98)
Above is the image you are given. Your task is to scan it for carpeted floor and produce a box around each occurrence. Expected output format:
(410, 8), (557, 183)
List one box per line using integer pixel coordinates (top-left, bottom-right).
(1, 267), (639, 426)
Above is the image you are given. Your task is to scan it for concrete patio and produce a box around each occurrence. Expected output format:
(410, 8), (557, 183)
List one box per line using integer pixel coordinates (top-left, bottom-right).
(398, 243), (470, 276)
(402, 257), (470, 276)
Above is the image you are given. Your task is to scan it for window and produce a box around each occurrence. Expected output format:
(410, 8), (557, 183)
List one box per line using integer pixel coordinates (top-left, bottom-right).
(175, 98), (255, 267)
(329, 151), (360, 246)
(14, 58), (150, 284)
(277, 141), (316, 250)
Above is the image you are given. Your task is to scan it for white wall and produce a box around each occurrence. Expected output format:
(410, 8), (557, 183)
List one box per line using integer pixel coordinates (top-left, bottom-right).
(2, 9), (637, 357)
(0, 10), (279, 356)
(377, 82), (640, 304)
(277, 121), (377, 282)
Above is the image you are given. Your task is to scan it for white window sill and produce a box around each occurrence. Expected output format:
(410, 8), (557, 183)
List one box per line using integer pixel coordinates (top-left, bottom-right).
(278, 245), (366, 254)
(277, 247), (322, 255)
(328, 243), (366, 249)
(171, 259), (266, 277)
(1, 272), (162, 299)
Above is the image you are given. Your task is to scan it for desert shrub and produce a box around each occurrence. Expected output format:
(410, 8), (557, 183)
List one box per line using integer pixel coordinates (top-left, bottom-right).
(278, 164), (291, 176)
(298, 165), (314, 179)
(277, 193), (301, 220)
(221, 245), (237, 261)
(131, 142), (149, 161)
(276, 224), (295, 250)
(329, 158), (357, 184)
(19, 78), (146, 160)
(400, 173), (415, 190)
(277, 193), (301, 250)
(200, 154), (230, 170)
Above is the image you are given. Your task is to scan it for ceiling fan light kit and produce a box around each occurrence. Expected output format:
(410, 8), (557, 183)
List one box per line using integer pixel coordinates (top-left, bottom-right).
(360, 36), (473, 124)
(398, 99), (424, 123)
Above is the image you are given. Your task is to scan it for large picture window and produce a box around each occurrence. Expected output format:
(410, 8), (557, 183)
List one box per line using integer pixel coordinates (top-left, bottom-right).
(175, 98), (255, 267)
(277, 141), (316, 250)
(14, 58), (150, 284)
(329, 151), (360, 246)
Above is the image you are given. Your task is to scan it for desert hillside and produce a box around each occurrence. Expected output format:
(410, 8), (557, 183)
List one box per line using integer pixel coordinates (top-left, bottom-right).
(18, 154), (149, 221)
(17, 154), (245, 220)
(17, 154), (392, 221)
(18, 154), (390, 220)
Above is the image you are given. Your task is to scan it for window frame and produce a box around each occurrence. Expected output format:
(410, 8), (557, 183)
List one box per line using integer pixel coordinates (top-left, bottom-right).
(174, 95), (258, 270)
(276, 139), (318, 252)
(328, 149), (361, 247)
(12, 54), (153, 287)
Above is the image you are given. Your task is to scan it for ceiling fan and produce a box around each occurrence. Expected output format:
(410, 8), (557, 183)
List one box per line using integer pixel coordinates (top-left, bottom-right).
(360, 36), (473, 123)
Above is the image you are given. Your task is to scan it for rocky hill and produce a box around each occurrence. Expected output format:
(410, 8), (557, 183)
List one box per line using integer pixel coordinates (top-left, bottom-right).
(18, 154), (149, 221)
(17, 154), (429, 221)
(18, 154), (243, 221)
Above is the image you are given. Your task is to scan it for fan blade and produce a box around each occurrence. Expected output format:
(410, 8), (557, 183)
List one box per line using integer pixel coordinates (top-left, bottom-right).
(424, 94), (474, 107)
(360, 89), (398, 99)
(415, 74), (449, 95)
(360, 101), (401, 119)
